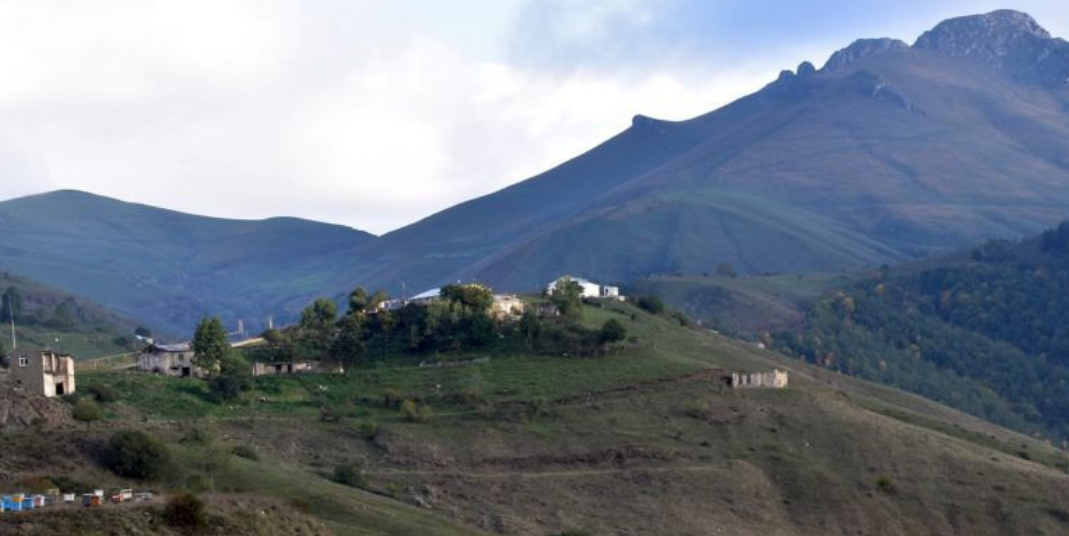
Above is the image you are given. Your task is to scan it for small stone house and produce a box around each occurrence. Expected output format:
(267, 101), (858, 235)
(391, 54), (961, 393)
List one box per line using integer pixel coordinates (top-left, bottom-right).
(250, 361), (324, 377)
(10, 351), (76, 397)
(137, 343), (202, 378)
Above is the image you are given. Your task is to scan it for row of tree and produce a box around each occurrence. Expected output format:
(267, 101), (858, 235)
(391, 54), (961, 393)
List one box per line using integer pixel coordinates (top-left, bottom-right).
(246, 280), (629, 369)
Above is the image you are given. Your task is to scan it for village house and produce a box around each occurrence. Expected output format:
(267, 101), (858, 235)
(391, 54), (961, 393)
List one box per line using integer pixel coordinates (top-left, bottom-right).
(136, 343), (201, 378)
(490, 294), (525, 320)
(546, 276), (623, 300)
(9, 351), (76, 397)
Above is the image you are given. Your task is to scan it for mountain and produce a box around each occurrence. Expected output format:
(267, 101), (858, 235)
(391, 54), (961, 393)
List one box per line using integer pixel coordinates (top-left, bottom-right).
(332, 9), (1069, 295)
(0, 190), (374, 334)
(774, 219), (1069, 439)
(0, 269), (140, 359)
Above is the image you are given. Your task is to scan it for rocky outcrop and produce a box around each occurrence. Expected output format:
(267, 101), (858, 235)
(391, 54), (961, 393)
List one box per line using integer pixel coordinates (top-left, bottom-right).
(0, 372), (72, 430)
(914, 10), (1069, 86)
(824, 38), (910, 71)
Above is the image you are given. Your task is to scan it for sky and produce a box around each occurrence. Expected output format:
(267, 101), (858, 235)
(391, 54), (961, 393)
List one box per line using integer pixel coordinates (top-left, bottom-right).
(0, 1), (1067, 234)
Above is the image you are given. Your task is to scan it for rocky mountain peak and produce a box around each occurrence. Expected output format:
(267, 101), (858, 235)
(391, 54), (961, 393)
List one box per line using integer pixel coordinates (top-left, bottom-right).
(824, 38), (910, 71)
(914, 10), (1051, 65)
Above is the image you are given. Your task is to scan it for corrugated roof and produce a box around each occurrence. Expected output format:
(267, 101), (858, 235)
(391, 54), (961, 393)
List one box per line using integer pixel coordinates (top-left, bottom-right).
(153, 343), (191, 353)
(411, 288), (441, 301)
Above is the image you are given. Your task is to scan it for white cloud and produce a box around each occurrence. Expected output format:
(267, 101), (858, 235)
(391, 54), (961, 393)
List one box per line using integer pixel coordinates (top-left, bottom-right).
(0, 0), (775, 234)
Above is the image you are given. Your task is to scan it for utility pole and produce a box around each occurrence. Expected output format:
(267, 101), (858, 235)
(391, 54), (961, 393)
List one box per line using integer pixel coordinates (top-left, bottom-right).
(8, 298), (16, 351)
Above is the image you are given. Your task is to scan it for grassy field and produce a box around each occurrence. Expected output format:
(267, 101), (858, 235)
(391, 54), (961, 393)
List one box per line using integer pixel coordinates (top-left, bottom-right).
(7, 300), (1069, 535)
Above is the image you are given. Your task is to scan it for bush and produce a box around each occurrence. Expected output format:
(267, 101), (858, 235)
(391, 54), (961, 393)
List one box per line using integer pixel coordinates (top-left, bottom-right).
(400, 399), (431, 422)
(357, 420), (381, 439)
(85, 383), (119, 403)
(103, 430), (172, 480)
(599, 319), (628, 345)
(72, 400), (103, 426)
(163, 491), (207, 530)
(876, 475), (895, 493)
(231, 445), (259, 461)
(636, 296), (665, 315)
(332, 463), (367, 488)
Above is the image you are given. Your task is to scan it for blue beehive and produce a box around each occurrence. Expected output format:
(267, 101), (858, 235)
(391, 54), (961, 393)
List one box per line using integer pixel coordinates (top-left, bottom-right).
(2, 496), (20, 512)
(21, 497), (34, 510)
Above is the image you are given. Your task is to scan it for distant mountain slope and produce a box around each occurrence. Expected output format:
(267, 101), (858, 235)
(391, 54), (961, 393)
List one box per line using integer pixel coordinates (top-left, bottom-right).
(0, 270), (138, 359)
(0, 190), (374, 334)
(775, 220), (1069, 439)
(335, 9), (1069, 294)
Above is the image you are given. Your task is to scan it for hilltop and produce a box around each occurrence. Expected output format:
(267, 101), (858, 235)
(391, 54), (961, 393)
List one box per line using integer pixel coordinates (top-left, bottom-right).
(3, 299), (1068, 535)
(0, 270), (140, 360)
(0, 190), (374, 335)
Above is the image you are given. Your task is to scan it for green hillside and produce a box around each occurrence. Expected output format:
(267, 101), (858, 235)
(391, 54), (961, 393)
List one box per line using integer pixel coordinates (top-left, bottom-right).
(7, 300), (1069, 535)
(630, 272), (853, 337)
(0, 270), (139, 360)
(0, 190), (374, 335)
(775, 221), (1069, 439)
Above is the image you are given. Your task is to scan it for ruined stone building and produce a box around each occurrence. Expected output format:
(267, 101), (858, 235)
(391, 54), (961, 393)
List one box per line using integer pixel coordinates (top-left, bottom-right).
(10, 351), (76, 397)
(727, 369), (789, 389)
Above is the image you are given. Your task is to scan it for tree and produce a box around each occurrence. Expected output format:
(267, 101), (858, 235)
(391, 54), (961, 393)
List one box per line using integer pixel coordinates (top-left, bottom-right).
(1, 287), (22, 323)
(549, 278), (584, 319)
(347, 287), (370, 315)
(192, 317), (230, 376)
(163, 492), (207, 530)
(209, 352), (250, 400)
(330, 314), (366, 372)
(600, 318), (628, 345)
(636, 296), (665, 315)
(441, 284), (493, 311)
(72, 400), (103, 428)
(103, 430), (172, 480)
(134, 326), (152, 338)
(518, 310), (542, 350)
(301, 298), (338, 345)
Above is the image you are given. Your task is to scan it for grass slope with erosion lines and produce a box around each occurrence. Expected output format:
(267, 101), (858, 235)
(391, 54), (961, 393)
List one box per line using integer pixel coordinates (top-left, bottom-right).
(43, 301), (1069, 536)
(0, 270), (139, 360)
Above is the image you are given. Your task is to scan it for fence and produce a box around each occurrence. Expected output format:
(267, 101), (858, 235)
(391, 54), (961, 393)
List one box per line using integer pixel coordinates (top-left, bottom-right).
(77, 353), (137, 372)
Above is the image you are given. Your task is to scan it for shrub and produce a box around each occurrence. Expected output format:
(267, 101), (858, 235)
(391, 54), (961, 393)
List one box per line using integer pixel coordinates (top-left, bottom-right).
(163, 491), (207, 530)
(400, 399), (431, 422)
(85, 383), (119, 403)
(876, 475), (895, 493)
(599, 319), (628, 345)
(636, 296), (665, 315)
(72, 400), (103, 427)
(332, 463), (367, 488)
(103, 430), (172, 480)
(181, 427), (213, 446)
(231, 445), (259, 461)
(357, 420), (381, 439)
